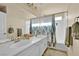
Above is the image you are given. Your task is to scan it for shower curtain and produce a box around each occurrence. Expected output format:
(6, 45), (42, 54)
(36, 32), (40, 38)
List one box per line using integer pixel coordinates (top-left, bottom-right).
(65, 27), (73, 47)
(51, 15), (56, 47)
(30, 19), (32, 34)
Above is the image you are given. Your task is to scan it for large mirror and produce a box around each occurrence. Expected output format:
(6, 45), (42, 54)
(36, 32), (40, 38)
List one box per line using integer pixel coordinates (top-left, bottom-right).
(30, 12), (68, 48)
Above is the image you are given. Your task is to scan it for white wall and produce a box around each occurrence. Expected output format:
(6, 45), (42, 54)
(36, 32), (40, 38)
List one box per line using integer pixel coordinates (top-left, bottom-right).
(67, 4), (79, 26)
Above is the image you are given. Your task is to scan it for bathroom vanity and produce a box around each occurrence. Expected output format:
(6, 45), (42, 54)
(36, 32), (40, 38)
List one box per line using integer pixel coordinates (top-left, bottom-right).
(0, 35), (47, 56)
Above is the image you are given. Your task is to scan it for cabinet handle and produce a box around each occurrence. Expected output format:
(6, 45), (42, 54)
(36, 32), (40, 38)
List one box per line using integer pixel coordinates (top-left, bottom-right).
(4, 33), (6, 35)
(44, 43), (46, 46)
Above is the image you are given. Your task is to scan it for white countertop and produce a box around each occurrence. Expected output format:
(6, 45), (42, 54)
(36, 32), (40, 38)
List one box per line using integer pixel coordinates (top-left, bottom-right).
(0, 35), (47, 56)
(0, 39), (11, 44)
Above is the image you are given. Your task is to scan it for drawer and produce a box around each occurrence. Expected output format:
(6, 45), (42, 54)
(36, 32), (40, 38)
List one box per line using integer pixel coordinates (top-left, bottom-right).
(17, 43), (40, 56)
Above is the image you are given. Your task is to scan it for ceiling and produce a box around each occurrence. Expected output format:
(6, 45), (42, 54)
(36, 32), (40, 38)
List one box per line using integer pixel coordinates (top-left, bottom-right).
(32, 3), (79, 15)
(25, 3), (69, 16)
(1, 3), (79, 19)
(23, 3), (79, 18)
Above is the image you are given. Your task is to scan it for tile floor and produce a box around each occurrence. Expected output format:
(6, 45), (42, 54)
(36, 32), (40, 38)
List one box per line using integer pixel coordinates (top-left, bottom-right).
(43, 48), (67, 56)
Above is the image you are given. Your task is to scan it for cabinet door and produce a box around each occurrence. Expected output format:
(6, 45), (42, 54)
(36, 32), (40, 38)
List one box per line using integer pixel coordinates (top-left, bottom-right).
(39, 38), (47, 55)
(28, 44), (40, 56)
(0, 12), (6, 39)
(17, 43), (40, 56)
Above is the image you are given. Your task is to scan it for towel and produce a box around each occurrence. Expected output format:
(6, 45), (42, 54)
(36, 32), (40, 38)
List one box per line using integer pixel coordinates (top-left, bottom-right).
(65, 27), (73, 47)
(72, 22), (79, 39)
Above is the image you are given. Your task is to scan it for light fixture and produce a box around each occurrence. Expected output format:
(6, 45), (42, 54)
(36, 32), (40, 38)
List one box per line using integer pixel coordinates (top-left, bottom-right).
(26, 3), (37, 9)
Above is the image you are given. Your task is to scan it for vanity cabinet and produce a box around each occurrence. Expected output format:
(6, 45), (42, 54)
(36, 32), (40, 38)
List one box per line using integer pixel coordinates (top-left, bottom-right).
(17, 43), (40, 56)
(39, 37), (47, 55)
(17, 37), (47, 56)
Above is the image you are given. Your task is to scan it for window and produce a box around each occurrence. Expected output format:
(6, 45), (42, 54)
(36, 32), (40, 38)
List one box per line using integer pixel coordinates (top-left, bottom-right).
(32, 22), (52, 27)
(55, 16), (62, 21)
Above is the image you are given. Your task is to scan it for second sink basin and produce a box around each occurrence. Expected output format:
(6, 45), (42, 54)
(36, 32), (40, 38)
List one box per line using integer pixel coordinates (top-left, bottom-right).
(10, 40), (31, 48)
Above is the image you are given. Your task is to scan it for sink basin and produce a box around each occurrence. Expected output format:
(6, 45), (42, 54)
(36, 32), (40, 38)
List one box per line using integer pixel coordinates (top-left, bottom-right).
(0, 39), (10, 44)
(10, 40), (31, 48)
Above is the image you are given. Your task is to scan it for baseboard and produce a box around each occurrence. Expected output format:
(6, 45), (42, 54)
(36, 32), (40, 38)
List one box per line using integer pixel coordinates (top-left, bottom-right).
(42, 48), (48, 56)
(49, 48), (67, 54)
